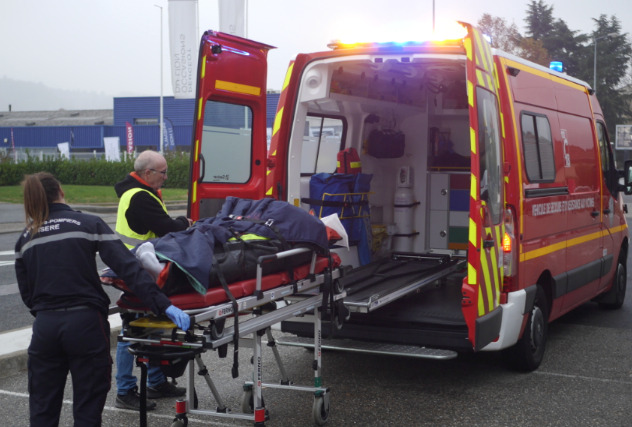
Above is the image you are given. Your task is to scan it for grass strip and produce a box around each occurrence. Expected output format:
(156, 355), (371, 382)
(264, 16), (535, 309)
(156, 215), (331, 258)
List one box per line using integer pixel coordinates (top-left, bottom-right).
(0, 185), (188, 204)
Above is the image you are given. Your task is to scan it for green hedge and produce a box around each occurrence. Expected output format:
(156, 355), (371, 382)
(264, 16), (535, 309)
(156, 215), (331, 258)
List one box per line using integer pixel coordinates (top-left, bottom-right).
(0, 151), (190, 188)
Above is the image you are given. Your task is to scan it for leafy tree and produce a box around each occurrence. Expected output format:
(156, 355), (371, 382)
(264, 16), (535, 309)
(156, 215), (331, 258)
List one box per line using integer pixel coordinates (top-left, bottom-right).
(517, 38), (551, 67)
(524, 0), (555, 41)
(582, 15), (632, 135)
(477, 14), (522, 54)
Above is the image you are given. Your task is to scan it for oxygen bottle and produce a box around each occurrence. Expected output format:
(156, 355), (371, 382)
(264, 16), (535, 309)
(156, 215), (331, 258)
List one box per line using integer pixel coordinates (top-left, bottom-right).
(393, 166), (415, 252)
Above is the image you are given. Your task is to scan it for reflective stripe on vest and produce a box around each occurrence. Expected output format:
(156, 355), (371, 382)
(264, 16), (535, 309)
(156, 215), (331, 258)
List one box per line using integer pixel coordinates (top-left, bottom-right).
(115, 188), (169, 249)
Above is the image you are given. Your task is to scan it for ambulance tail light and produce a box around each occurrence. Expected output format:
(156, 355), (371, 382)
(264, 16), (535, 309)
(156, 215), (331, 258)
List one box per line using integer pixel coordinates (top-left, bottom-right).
(503, 207), (517, 278)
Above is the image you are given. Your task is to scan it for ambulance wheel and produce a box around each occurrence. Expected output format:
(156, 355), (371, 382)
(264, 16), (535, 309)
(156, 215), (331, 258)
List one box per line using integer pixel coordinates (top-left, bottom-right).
(598, 260), (626, 309)
(313, 396), (330, 425)
(506, 285), (548, 372)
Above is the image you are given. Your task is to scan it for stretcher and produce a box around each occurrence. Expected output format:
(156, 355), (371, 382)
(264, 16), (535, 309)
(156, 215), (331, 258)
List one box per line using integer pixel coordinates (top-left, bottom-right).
(109, 247), (345, 427)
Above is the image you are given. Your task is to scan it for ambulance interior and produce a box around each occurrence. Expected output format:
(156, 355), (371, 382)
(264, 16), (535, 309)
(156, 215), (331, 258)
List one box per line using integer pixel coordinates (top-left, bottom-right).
(285, 54), (473, 329)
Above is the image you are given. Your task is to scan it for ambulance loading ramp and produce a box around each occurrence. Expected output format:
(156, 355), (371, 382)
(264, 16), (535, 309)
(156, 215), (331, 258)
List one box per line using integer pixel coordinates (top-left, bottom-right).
(341, 252), (467, 313)
(276, 336), (457, 360)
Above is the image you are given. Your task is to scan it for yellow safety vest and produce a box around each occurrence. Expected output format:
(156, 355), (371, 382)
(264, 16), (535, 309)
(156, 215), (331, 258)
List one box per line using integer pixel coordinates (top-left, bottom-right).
(115, 188), (169, 249)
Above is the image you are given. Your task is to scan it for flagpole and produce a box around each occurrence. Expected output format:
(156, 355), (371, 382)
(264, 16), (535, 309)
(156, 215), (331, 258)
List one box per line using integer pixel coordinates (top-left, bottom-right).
(155, 4), (164, 154)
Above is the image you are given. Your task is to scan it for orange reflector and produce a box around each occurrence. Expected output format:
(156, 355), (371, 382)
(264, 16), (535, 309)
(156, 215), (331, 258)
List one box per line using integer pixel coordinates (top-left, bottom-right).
(503, 232), (512, 253)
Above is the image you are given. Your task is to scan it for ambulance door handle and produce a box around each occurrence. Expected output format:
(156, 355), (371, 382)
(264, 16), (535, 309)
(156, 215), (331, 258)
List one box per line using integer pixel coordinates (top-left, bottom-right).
(198, 154), (206, 183)
(590, 210), (600, 217)
(603, 209), (612, 215)
(483, 239), (495, 249)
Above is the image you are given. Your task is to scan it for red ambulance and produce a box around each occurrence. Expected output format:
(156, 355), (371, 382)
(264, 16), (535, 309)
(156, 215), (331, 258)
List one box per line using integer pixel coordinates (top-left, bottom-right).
(187, 22), (629, 371)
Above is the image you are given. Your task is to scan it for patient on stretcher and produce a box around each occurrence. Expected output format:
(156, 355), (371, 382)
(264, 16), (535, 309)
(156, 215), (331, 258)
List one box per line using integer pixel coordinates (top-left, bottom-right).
(101, 197), (344, 306)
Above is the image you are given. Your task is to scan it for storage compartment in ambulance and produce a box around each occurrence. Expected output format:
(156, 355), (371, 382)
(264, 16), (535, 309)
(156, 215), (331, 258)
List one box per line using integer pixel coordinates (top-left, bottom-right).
(281, 51), (487, 351)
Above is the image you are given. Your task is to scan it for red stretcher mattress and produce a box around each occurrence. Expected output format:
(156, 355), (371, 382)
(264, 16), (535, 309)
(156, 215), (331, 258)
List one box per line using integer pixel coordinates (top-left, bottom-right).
(117, 254), (341, 311)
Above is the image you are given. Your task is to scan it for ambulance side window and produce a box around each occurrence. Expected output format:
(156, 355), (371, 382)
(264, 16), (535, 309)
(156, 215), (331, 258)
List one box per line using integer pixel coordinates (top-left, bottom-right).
(596, 121), (616, 196)
(521, 113), (555, 183)
(476, 87), (502, 224)
(301, 114), (346, 175)
(200, 100), (252, 184)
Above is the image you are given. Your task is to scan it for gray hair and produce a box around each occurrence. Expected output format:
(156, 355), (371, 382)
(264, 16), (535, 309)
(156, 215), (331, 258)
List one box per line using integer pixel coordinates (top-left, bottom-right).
(134, 150), (161, 173)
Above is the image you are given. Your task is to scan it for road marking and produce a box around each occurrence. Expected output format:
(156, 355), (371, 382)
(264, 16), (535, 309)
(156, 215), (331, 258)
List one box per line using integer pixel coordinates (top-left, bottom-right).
(0, 261), (15, 267)
(534, 370), (632, 385)
(0, 251), (15, 256)
(0, 389), (233, 425)
(0, 284), (18, 296)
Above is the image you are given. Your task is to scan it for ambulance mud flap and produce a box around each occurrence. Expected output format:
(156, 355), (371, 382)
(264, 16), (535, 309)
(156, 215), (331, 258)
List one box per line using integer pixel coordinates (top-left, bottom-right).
(474, 306), (503, 351)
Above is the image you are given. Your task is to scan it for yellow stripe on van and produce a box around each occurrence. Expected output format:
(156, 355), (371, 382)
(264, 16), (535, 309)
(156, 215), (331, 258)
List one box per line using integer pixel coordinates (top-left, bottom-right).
(500, 112), (505, 138)
(480, 244), (493, 312)
(464, 38), (473, 61)
(468, 262), (476, 285)
(470, 174), (477, 201)
(470, 127), (477, 154)
(473, 31), (491, 74)
(273, 107), (284, 136)
(503, 58), (586, 92)
(486, 74), (494, 92)
(283, 63), (294, 91)
(201, 56), (206, 79)
(195, 140), (199, 162)
(192, 181), (197, 203)
(476, 69), (486, 88)
(478, 290), (486, 317)
(198, 97), (203, 121)
(266, 170), (271, 175)
(215, 80), (261, 96)
(469, 218), (477, 246)
(266, 187), (273, 196)
(468, 81), (474, 107)
(489, 243), (500, 306)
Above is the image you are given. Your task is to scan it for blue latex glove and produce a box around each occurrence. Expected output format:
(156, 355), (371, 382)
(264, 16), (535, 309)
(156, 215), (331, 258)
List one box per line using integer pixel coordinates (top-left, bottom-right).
(165, 305), (190, 331)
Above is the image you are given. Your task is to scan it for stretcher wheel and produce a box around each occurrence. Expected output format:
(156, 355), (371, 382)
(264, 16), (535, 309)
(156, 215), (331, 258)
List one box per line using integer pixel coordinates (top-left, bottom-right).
(313, 396), (330, 425)
(241, 389), (253, 414)
(210, 318), (226, 340)
(171, 418), (186, 427)
(241, 389), (265, 414)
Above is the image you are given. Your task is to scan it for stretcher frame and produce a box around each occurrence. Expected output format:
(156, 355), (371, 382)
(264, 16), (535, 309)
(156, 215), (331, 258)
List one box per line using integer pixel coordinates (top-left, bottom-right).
(115, 247), (344, 427)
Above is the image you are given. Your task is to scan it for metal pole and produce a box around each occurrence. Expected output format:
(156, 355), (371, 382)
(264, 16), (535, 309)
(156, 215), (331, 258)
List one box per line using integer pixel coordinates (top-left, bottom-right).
(155, 5), (164, 154)
(593, 36), (597, 95)
(432, 0), (435, 34)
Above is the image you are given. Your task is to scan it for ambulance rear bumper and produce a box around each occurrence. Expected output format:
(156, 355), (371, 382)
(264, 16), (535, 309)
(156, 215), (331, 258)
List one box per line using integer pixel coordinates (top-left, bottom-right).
(480, 289), (527, 351)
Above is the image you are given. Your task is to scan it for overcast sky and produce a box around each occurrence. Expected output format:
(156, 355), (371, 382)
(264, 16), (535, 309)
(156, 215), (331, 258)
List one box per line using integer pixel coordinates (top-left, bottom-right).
(0, 0), (630, 107)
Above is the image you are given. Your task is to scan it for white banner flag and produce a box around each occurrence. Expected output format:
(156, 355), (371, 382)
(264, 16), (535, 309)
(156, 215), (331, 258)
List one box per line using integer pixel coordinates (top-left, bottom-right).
(103, 137), (121, 162)
(168, 0), (199, 99)
(57, 142), (70, 160)
(219, 0), (245, 37)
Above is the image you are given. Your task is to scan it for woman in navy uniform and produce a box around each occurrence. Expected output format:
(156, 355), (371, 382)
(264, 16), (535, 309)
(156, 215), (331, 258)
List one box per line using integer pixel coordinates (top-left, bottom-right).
(14, 172), (190, 427)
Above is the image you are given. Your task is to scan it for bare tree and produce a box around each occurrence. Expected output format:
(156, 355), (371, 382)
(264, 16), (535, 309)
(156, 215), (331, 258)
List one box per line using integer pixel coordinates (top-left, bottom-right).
(477, 14), (522, 54)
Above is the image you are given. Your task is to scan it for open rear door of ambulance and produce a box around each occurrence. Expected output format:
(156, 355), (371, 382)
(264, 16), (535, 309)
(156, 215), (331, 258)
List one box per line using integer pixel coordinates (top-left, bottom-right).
(459, 22), (504, 351)
(188, 31), (275, 220)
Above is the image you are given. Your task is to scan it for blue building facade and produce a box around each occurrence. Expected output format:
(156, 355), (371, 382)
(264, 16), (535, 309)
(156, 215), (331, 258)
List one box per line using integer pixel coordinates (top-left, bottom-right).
(0, 94), (281, 151)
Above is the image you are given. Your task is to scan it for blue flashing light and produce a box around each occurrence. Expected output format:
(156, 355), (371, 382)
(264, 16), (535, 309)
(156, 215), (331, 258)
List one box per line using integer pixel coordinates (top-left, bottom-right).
(550, 61), (563, 72)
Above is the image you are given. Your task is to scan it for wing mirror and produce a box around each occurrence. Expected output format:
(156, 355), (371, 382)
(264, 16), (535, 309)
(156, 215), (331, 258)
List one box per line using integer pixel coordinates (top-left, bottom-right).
(620, 160), (632, 195)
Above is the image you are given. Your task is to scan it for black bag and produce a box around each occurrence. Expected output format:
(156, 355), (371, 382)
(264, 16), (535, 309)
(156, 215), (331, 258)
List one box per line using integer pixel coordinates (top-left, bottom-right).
(367, 129), (405, 158)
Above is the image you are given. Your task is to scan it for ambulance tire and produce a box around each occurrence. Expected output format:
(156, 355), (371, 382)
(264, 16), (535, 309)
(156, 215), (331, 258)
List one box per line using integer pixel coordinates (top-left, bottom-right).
(506, 285), (548, 372)
(598, 260), (626, 310)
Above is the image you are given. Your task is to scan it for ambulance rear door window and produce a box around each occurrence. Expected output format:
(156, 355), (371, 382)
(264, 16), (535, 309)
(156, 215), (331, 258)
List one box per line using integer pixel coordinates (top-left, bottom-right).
(521, 113), (555, 183)
(301, 114), (346, 175)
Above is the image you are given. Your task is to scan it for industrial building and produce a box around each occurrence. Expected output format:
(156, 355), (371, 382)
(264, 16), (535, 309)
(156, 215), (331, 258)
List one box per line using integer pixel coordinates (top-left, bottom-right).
(0, 94), (281, 155)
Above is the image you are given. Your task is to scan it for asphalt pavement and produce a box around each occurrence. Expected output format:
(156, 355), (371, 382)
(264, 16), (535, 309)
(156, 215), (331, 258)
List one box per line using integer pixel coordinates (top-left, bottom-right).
(2, 200), (632, 426)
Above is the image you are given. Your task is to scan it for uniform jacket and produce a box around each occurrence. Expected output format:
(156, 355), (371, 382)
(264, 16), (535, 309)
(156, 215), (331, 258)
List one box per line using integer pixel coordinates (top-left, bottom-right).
(114, 173), (189, 237)
(15, 203), (172, 316)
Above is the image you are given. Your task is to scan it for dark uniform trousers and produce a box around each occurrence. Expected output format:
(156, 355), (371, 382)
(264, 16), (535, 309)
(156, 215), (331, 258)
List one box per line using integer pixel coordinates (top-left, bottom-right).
(28, 308), (112, 427)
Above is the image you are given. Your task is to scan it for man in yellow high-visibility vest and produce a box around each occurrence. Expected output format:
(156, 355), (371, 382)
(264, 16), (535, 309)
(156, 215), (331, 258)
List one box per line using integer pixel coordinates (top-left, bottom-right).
(113, 150), (192, 411)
